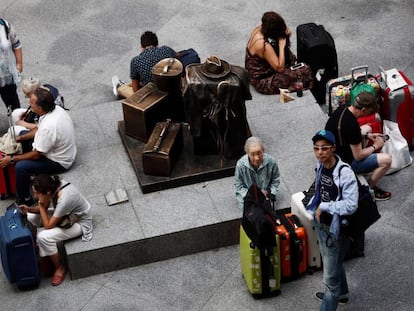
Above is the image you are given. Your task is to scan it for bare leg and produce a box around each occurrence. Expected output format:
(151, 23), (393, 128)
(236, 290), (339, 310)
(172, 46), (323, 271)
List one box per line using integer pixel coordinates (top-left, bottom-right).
(368, 153), (392, 188)
(49, 252), (65, 277)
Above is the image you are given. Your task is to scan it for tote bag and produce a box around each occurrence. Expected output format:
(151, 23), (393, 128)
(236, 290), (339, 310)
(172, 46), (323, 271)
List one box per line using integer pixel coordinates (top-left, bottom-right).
(382, 120), (413, 175)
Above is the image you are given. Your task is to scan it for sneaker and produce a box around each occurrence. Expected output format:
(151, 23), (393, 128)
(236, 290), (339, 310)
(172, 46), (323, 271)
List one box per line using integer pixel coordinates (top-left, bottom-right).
(373, 186), (391, 201)
(314, 292), (349, 305)
(111, 75), (120, 96)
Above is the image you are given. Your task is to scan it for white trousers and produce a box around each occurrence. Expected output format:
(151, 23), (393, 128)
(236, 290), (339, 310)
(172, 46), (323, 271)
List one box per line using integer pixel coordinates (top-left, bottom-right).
(27, 213), (82, 257)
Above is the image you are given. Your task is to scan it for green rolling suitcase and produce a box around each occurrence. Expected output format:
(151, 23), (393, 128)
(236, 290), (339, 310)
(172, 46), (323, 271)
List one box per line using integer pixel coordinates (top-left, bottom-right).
(240, 225), (281, 297)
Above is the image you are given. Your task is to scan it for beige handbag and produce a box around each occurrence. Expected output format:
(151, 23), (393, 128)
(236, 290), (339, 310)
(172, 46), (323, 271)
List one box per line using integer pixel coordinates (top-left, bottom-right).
(0, 106), (22, 155)
(0, 131), (22, 155)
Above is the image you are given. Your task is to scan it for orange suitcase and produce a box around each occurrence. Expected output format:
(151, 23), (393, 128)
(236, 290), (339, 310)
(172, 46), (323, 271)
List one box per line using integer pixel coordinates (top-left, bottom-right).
(275, 212), (307, 280)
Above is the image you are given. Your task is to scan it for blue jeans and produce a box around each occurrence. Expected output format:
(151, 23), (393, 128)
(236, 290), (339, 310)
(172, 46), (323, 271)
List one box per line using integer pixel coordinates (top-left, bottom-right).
(314, 221), (349, 311)
(351, 153), (378, 174)
(15, 156), (67, 201)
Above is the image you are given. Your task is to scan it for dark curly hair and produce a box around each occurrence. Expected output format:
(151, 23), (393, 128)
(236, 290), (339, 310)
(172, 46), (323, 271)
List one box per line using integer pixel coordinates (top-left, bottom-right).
(261, 11), (290, 47)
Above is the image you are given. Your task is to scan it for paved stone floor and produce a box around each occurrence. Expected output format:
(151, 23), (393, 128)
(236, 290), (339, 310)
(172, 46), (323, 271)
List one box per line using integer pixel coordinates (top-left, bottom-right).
(0, 0), (414, 310)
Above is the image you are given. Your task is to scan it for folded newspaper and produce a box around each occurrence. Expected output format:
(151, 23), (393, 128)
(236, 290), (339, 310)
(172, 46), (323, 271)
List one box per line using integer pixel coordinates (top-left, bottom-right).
(105, 188), (129, 206)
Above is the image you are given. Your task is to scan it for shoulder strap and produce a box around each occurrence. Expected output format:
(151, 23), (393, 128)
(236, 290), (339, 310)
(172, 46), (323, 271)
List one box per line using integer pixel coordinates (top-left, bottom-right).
(337, 164), (360, 201)
(337, 107), (347, 147)
(59, 182), (71, 191)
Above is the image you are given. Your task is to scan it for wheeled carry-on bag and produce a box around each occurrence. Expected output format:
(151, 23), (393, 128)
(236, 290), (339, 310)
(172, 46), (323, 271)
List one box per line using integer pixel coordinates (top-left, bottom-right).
(0, 106), (21, 199)
(0, 204), (40, 289)
(290, 192), (321, 272)
(326, 65), (380, 115)
(296, 22), (338, 105)
(240, 225), (281, 297)
(377, 67), (414, 149)
(275, 212), (307, 280)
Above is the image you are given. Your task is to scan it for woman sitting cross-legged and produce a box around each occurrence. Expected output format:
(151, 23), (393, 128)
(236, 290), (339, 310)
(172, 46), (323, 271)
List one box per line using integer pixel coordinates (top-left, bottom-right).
(18, 174), (93, 286)
(245, 11), (313, 94)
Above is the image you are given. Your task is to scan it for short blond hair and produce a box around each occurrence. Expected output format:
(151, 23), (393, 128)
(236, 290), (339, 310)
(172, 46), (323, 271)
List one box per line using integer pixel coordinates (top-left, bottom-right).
(22, 77), (41, 96)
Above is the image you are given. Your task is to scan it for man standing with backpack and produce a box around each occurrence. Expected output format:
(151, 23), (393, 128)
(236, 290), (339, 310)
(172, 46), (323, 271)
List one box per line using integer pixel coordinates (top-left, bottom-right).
(0, 18), (22, 111)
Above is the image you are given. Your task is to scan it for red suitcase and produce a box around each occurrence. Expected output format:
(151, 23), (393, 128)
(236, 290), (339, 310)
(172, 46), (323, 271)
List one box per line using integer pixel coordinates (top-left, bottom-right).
(0, 152), (16, 200)
(378, 67), (414, 149)
(275, 212), (307, 280)
(358, 113), (383, 148)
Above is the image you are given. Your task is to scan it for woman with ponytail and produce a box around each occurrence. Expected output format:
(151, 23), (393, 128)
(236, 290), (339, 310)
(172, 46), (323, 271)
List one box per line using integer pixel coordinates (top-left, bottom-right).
(19, 174), (93, 286)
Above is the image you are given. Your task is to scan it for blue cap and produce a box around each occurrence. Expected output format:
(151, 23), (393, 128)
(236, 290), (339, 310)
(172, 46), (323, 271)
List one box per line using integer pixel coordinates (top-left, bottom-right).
(312, 129), (336, 145)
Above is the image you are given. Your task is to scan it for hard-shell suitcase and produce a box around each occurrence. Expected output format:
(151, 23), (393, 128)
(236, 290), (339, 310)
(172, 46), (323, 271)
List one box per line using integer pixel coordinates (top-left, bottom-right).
(326, 65), (380, 115)
(275, 213), (307, 280)
(296, 23), (338, 105)
(240, 225), (281, 296)
(290, 192), (321, 272)
(0, 205), (40, 289)
(122, 82), (169, 143)
(378, 67), (414, 149)
(142, 119), (183, 176)
(0, 152), (16, 199)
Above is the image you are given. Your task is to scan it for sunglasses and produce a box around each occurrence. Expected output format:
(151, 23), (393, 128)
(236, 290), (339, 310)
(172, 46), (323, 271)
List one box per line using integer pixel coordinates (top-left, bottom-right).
(313, 145), (332, 152)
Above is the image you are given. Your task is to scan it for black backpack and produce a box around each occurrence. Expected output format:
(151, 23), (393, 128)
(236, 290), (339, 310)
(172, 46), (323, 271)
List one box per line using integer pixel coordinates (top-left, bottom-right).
(242, 183), (276, 251)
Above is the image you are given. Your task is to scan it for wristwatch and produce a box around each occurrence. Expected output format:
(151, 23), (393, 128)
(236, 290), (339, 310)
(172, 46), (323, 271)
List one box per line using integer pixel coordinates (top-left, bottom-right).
(9, 155), (14, 164)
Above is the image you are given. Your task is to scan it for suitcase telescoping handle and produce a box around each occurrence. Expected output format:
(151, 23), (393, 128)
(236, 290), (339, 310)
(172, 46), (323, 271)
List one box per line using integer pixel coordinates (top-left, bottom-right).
(351, 65), (369, 85)
(378, 65), (387, 83)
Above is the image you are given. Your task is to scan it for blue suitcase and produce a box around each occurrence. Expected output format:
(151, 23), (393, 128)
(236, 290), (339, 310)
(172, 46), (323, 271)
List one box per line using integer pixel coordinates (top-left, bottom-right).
(0, 205), (40, 289)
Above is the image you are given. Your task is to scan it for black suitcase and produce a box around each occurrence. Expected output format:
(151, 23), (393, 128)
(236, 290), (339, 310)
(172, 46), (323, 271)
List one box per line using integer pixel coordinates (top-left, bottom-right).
(0, 204), (40, 289)
(297, 23), (338, 105)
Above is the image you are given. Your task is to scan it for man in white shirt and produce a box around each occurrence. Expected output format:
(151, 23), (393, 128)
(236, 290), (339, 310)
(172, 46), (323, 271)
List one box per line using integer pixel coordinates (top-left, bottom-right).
(0, 87), (76, 205)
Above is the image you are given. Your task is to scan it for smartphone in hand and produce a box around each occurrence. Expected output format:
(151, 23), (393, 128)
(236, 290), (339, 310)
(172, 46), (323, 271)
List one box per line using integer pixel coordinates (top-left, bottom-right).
(290, 62), (304, 71)
(382, 134), (390, 142)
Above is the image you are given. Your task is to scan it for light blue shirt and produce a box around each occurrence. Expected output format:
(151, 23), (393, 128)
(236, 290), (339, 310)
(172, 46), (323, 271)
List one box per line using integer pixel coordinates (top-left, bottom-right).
(307, 155), (358, 237)
(234, 153), (280, 209)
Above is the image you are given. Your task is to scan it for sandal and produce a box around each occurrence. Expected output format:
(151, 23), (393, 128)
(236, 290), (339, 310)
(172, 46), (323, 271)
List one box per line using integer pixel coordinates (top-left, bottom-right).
(51, 271), (66, 286)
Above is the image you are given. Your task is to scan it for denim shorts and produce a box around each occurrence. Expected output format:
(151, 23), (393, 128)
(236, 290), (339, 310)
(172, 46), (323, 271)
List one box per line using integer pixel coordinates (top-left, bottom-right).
(351, 153), (378, 174)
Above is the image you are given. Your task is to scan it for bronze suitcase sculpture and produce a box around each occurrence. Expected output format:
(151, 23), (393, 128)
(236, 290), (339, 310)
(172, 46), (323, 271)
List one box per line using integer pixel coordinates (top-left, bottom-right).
(142, 119), (183, 176)
(122, 82), (169, 142)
